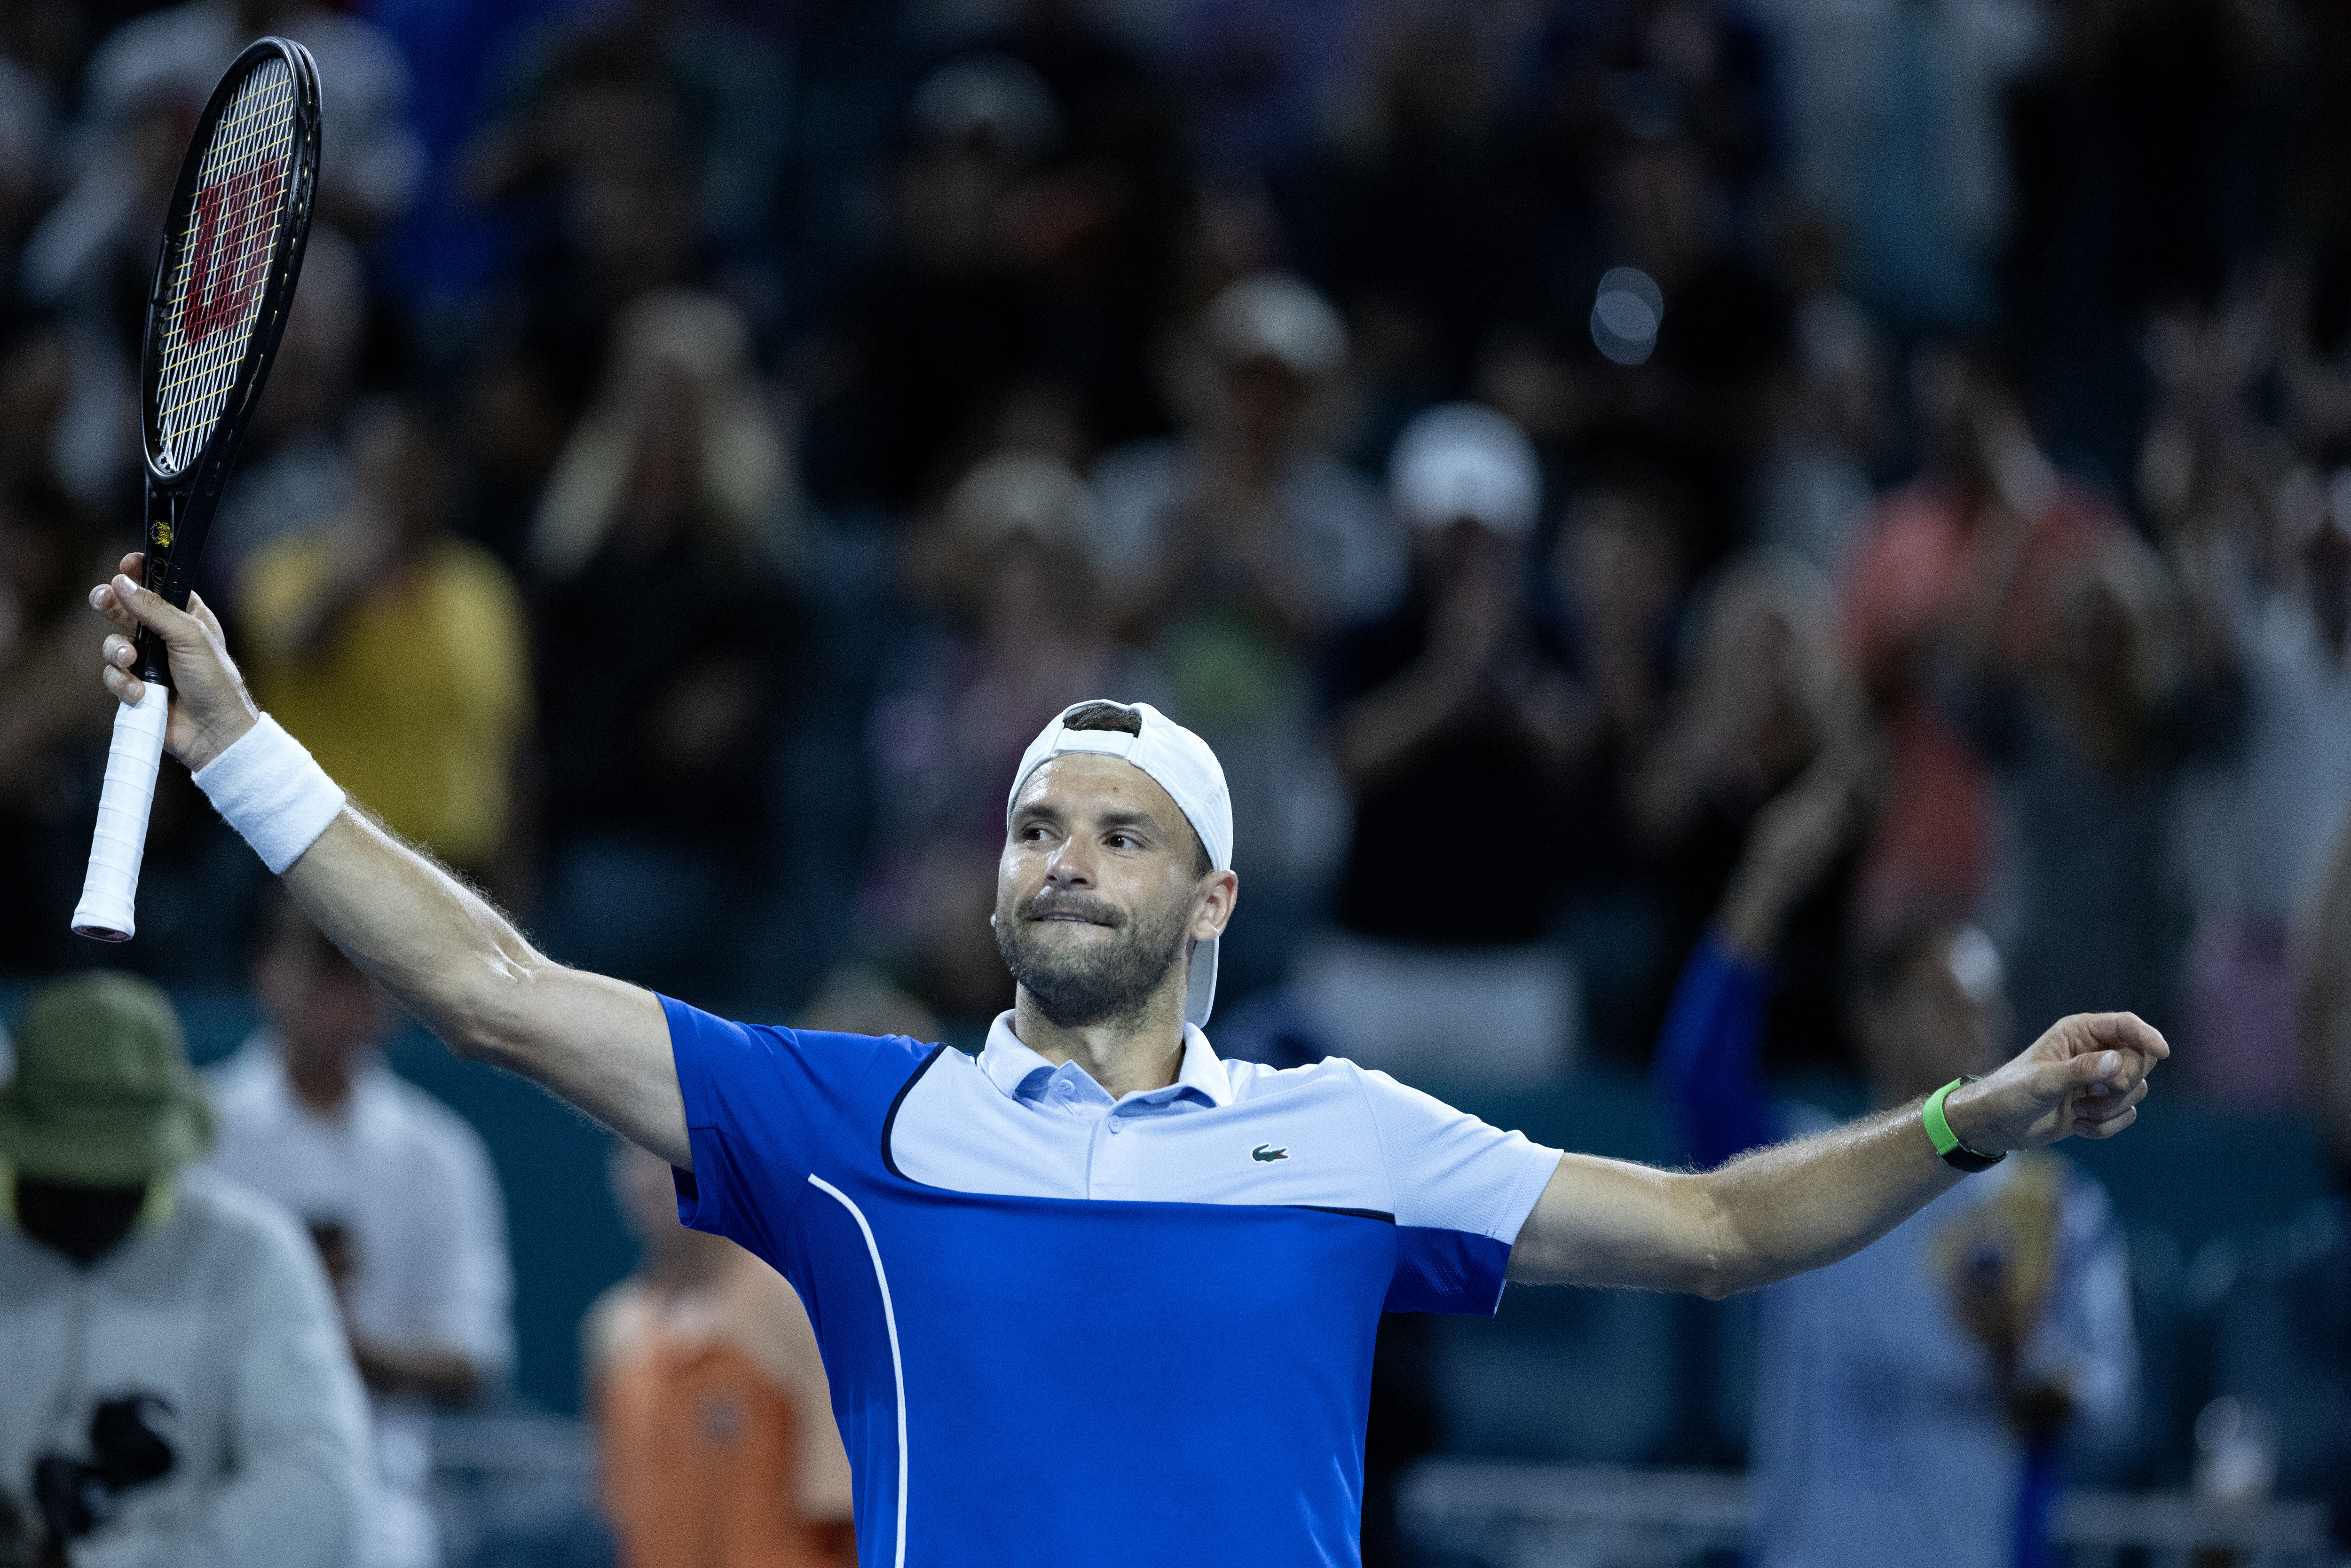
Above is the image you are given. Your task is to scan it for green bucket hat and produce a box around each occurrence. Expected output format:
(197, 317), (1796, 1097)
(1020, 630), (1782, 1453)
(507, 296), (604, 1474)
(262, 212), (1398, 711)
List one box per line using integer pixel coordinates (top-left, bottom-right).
(0, 972), (213, 1184)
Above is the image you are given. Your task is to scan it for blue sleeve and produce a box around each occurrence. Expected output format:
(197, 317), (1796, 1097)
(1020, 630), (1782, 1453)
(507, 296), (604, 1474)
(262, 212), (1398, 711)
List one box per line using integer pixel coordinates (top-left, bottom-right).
(661, 995), (925, 1261)
(1649, 929), (1780, 1168)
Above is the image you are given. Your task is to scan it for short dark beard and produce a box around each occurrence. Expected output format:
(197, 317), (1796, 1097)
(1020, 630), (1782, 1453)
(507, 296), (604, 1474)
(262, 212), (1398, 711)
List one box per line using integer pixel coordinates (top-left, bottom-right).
(994, 884), (1192, 1028)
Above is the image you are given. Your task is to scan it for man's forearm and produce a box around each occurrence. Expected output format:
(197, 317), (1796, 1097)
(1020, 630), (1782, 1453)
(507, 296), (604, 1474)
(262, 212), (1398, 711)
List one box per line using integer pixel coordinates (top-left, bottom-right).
(1515, 1014), (2159, 1294)
(1698, 1095), (1962, 1295)
(282, 807), (545, 1059)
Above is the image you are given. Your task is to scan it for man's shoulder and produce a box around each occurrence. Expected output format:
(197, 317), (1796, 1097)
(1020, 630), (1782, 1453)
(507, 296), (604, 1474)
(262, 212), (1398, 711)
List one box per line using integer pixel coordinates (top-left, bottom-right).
(1221, 1052), (1369, 1103)
(665, 996), (939, 1127)
(1221, 1055), (1452, 1134)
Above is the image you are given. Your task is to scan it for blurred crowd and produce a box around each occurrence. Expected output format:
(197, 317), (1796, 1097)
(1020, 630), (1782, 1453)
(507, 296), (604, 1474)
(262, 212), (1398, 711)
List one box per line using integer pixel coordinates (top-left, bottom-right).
(7, 0), (2351, 1563)
(9, 0), (2351, 1082)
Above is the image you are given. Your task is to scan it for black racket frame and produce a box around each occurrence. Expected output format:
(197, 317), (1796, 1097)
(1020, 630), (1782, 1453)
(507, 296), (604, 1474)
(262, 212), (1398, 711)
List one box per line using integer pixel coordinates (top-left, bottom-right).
(133, 36), (322, 689)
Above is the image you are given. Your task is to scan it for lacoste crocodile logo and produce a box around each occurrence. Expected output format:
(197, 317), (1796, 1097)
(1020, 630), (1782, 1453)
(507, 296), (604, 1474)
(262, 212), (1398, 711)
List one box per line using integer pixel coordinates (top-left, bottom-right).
(1251, 1144), (1289, 1163)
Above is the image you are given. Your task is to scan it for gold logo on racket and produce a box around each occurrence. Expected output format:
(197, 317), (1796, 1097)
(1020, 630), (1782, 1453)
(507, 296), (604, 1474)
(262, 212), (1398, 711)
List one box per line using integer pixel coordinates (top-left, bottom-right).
(152, 518), (174, 548)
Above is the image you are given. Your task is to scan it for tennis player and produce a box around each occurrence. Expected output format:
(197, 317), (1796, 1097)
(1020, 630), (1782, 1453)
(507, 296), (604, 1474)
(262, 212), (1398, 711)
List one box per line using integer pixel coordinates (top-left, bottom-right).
(90, 559), (2164, 1568)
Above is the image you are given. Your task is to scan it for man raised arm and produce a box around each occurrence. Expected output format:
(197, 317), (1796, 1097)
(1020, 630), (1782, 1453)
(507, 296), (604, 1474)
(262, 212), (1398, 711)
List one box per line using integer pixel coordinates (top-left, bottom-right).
(91, 558), (689, 1167)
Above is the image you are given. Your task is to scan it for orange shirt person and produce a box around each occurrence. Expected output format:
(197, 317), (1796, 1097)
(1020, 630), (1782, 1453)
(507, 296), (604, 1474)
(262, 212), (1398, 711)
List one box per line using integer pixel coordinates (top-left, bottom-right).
(587, 1143), (855, 1568)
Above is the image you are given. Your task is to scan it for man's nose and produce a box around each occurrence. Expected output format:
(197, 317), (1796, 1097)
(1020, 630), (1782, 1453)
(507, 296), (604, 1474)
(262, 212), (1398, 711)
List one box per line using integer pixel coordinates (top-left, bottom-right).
(1043, 836), (1095, 888)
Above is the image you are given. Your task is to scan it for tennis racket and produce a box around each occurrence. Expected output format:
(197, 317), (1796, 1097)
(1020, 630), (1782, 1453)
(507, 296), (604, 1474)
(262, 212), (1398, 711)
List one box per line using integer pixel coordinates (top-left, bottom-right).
(71, 37), (322, 942)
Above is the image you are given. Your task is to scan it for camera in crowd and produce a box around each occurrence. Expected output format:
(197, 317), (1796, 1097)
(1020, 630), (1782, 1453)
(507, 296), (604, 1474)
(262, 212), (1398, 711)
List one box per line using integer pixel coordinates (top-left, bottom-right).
(21, 1395), (178, 1550)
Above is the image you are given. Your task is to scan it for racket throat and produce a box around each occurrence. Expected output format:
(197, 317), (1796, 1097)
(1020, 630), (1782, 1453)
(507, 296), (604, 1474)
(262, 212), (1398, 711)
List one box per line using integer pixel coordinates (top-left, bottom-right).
(134, 484), (187, 691)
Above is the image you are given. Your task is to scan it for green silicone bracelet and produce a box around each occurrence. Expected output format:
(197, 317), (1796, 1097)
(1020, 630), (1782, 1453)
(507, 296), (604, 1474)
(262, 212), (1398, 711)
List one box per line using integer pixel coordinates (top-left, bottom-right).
(1924, 1076), (2004, 1173)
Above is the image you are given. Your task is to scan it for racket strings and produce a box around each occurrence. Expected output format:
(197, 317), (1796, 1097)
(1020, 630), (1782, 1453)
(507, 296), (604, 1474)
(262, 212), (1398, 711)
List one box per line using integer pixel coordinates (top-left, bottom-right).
(150, 55), (299, 476)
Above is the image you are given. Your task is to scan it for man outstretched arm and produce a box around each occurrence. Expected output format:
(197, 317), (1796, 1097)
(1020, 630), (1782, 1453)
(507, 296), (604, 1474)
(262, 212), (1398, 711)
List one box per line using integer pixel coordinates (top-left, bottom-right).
(1506, 1004), (2159, 1298)
(92, 558), (690, 1168)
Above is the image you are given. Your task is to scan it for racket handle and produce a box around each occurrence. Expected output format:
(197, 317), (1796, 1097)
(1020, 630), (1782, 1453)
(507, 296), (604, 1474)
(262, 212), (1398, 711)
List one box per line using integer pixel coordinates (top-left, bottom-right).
(71, 684), (171, 942)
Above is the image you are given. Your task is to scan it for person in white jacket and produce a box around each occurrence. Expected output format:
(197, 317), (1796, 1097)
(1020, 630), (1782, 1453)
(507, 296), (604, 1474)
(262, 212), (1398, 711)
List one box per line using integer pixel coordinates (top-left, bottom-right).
(0, 971), (370, 1568)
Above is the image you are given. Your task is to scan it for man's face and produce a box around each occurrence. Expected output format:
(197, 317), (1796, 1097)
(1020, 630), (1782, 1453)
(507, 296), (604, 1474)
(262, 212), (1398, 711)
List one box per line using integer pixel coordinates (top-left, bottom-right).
(993, 754), (1225, 1029)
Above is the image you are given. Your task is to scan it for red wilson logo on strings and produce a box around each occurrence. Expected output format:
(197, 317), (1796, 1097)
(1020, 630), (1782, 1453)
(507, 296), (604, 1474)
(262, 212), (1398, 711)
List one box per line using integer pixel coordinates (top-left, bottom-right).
(178, 160), (284, 343)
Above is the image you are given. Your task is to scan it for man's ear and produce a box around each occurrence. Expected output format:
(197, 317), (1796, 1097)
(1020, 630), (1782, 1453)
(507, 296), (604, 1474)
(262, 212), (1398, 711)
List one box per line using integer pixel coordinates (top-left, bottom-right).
(1192, 869), (1239, 941)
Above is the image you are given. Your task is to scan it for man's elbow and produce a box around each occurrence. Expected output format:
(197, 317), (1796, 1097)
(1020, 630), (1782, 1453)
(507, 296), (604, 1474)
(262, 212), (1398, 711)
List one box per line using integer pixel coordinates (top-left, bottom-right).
(1688, 1262), (1769, 1301)
(435, 944), (557, 1069)
(1676, 1170), (1759, 1301)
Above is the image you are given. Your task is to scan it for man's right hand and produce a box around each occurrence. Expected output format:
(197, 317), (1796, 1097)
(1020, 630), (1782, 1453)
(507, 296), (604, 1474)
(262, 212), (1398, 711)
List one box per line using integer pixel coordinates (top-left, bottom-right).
(90, 551), (261, 771)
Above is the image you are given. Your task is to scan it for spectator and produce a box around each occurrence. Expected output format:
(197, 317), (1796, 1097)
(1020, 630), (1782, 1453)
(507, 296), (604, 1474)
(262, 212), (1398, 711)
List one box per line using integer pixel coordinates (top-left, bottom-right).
(588, 1141), (855, 1568)
(1944, 532), (2241, 1044)
(1653, 774), (2137, 1568)
(1303, 0), (1546, 425)
(77, 0), (420, 234)
(2180, 461), (2351, 1104)
(1627, 548), (1867, 1071)
(0, 48), (55, 318)
(1839, 348), (2116, 939)
(206, 898), (513, 1568)
(239, 402), (531, 882)
(1754, 0), (2042, 331)
(446, 345), (574, 577)
(461, 0), (784, 366)
(527, 289), (798, 994)
(960, 0), (1196, 454)
(465, 0), (785, 269)
(798, 51), (1066, 515)
(208, 227), (369, 588)
(1161, 0), (1362, 181)
(1543, 468), (1691, 1047)
(0, 972), (370, 1568)
(864, 449), (1166, 1032)
(1092, 271), (1403, 994)
(1752, 276), (1891, 578)
(1308, 402), (1583, 1083)
(0, 474), (122, 972)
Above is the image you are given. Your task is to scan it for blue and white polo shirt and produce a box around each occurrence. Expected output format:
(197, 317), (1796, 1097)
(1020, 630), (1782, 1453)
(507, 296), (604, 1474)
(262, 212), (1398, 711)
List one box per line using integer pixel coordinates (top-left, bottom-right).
(664, 997), (1563, 1568)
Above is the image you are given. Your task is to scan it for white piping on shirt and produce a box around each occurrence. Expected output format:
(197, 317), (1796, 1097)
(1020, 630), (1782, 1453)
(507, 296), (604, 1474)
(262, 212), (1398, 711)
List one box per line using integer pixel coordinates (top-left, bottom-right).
(808, 1174), (909, 1568)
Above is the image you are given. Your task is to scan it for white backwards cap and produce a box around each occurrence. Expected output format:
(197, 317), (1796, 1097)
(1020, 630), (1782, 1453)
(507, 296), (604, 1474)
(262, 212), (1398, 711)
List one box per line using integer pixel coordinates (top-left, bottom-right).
(1007, 701), (1233, 1028)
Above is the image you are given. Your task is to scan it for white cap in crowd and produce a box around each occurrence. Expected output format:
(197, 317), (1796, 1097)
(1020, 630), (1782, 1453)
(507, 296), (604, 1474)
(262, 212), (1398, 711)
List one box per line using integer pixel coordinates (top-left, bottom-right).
(1204, 272), (1349, 378)
(1389, 402), (1541, 538)
(1008, 701), (1233, 1028)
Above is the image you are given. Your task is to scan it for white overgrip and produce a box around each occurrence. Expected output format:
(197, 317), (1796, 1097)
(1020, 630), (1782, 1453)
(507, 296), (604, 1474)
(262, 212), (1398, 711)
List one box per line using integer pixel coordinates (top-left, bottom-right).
(71, 683), (170, 941)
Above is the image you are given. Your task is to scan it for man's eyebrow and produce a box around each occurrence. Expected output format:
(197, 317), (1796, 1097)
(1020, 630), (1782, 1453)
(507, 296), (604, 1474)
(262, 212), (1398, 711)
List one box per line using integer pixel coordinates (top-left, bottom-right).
(1010, 802), (1067, 825)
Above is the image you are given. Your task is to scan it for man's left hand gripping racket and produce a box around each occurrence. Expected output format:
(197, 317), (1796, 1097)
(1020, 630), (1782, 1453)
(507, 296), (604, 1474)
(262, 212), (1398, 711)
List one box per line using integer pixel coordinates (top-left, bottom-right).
(72, 38), (321, 941)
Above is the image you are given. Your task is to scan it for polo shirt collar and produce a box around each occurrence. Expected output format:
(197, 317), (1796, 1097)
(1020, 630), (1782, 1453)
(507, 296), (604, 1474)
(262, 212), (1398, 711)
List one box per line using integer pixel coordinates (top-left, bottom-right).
(978, 1011), (1233, 1109)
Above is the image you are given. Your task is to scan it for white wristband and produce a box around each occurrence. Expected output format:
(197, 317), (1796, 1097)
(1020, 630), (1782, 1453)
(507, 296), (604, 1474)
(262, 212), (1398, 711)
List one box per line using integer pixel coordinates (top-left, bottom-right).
(192, 715), (347, 875)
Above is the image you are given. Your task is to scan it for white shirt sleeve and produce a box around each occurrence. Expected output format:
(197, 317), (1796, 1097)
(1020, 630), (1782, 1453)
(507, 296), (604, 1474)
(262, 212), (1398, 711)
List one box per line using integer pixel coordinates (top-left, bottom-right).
(1352, 1065), (1563, 1244)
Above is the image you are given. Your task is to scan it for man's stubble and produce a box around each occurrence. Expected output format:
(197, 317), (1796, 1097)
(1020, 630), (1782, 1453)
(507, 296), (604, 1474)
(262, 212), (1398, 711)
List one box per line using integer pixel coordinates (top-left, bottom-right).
(994, 884), (1193, 1029)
